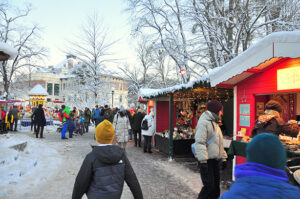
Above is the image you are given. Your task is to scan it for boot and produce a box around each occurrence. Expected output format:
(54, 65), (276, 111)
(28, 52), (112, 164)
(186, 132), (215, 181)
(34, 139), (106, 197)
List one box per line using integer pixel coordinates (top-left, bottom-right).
(40, 131), (44, 138)
(35, 132), (39, 138)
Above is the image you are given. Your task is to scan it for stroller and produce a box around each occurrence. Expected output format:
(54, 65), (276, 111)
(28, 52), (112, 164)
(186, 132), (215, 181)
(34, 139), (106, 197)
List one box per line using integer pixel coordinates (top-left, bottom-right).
(74, 117), (84, 135)
(286, 157), (300, 187)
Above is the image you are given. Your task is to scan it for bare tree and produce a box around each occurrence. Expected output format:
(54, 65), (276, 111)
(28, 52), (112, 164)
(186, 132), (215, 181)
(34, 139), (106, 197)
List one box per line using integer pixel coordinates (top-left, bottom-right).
(190, 0), (300, 68)
(66, 14), (117, 106)
(0, 2), (47, 100)
(126, 0), (209, 83)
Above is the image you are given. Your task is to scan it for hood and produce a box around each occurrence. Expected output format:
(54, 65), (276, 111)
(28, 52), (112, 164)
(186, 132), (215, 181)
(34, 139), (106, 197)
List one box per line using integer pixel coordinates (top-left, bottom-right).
(63, 106), (71, 115)
(257, 110), (279, 124)
(92, 145), (124, 164)
(200, 111), (219, 123)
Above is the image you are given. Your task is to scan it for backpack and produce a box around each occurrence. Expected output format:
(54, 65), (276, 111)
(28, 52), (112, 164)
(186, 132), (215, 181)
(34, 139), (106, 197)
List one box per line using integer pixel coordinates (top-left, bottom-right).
(141, 119), (148, 130)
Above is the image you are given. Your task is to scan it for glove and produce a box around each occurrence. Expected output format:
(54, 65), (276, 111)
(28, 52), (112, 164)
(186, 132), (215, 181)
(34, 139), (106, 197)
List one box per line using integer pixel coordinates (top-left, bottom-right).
(221, 161), (227, 170)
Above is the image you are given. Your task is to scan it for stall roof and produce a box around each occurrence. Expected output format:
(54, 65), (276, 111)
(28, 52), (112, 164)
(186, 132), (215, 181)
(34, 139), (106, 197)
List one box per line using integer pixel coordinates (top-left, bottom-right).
(29, 84), (49, 96)
(139, 75), (210, 99)
(210, 31), (300, 87)
(0, 41), (18, 60)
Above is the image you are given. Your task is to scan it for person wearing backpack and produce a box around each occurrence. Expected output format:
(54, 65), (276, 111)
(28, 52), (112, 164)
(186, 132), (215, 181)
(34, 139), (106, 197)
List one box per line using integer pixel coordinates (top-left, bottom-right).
(141, 111), (155, 153)
(194, 100), (227, 199)
(72, 120), (143, 199)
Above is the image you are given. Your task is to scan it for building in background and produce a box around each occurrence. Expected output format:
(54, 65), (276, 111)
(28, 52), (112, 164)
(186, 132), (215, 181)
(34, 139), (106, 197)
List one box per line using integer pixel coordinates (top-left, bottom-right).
(29, 55), (129, 108)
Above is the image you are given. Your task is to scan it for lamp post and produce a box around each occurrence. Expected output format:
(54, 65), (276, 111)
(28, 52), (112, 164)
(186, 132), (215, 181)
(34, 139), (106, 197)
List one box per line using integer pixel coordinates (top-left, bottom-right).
(111, 90), (114, 107)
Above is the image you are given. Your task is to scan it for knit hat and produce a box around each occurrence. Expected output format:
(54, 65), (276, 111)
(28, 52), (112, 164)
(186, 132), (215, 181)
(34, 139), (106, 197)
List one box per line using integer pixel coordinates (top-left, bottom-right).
(247, 133), (286, 170)
(120, 105), (125, 112)
(206, 100), (223, 115)
(265, 100), (282, 113)
(95, 120), (115, 144)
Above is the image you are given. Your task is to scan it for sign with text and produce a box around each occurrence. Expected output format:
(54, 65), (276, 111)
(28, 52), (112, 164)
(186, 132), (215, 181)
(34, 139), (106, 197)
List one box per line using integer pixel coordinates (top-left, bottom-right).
(277, 66), (300, 90)
(240, 104), (250, 127)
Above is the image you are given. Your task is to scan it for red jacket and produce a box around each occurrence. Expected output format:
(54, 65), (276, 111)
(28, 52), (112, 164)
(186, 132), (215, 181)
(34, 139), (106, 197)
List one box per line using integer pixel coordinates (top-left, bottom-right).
(1, 110), (6, 120)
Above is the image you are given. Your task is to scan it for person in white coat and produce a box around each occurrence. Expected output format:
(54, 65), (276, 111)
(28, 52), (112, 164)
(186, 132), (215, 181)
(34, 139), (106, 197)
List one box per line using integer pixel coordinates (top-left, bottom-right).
(141, 111), (155, 153)
(113, 106), (131, 150)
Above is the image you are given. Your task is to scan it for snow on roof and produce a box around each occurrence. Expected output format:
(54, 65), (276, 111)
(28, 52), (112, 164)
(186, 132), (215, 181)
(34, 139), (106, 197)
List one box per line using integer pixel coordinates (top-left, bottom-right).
(139, 75), (209, 99)
(54, 57), (81, 69)
(0, 41), (18, 60)
(209, 31), (300, 87)
(28, 84), (48, 96)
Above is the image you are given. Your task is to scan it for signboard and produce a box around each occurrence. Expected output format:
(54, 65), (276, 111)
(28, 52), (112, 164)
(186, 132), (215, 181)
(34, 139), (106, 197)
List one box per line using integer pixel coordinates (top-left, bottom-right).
(240, 104), (250, 127)
(240, 116), (250, 127)
(277, 66), (300, 90)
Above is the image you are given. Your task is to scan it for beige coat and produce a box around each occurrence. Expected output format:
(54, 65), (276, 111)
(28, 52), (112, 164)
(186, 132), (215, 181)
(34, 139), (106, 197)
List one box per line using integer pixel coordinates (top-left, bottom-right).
(113, 113), (131, 143)
(194, 111), (227, 162)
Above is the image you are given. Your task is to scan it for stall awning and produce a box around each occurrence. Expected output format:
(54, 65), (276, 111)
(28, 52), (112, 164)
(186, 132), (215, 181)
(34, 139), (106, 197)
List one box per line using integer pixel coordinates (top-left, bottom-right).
(209, 31), (300, 87)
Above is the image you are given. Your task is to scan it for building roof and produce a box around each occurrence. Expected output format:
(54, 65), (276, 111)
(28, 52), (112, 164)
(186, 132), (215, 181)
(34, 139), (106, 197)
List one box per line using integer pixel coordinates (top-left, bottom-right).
(139, 75), (209, 99)
(0, 41), (18, 60)
(209, 31), (300, 87)
(29, 84), (48, 96)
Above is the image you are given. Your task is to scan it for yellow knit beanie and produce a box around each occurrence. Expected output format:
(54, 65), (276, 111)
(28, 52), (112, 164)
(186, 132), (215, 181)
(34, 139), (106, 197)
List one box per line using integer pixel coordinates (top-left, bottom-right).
(95, 120), (115, 144)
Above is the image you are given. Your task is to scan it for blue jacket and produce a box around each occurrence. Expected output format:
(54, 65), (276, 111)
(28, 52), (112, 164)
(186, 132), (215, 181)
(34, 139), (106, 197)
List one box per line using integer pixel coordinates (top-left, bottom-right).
(93, 109), (101, 120)
(221, 162), (300, 199)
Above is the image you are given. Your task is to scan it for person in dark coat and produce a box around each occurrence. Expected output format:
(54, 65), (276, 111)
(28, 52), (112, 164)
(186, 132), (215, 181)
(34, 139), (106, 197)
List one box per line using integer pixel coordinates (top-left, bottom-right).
(8, 105), (19, 131)
(251, 100), (299, 137)
(220, 133), (300, 199)
(72, 120), (143, 199)
(132, 108), (145, 147)
(32, 104), (46, 138)
(103, 105), (114, 123)
(83, 107), (91, 133)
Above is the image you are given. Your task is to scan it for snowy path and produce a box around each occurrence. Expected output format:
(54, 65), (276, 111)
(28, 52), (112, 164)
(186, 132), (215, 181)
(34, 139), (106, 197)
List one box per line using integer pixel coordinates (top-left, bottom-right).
(0, 127), (200, 199)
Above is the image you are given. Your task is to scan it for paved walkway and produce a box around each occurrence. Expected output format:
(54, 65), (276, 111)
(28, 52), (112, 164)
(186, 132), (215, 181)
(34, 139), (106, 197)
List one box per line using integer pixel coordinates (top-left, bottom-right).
(13, 126), (202, 198)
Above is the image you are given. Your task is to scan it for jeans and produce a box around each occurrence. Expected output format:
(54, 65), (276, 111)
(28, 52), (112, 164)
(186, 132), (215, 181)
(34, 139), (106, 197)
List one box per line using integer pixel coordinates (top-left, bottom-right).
(198, 159), (220, 199)
(117, 142), (127, 150)
(95, 119), (101, 127)
(61, 122), (68, 138)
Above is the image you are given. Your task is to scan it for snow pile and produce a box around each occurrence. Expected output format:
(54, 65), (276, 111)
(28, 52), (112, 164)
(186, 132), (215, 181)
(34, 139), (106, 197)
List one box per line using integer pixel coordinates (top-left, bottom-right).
(139, 75), (209, 98)
(0, 134), (62, 197)
(0, 41), (18, 60)
(210, 30), (300, 86)
(28, 84), (49, 96)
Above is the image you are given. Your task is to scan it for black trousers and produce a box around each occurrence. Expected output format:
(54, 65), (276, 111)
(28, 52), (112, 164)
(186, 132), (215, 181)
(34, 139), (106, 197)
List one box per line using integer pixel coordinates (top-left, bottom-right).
(84, 122), (89, 133)
(198, 159), (220, 199)
(143, 135), (152, 152)
(36, 124), (44, 138)
(133, 129), (141, 146)
(12, 119), (18, 131)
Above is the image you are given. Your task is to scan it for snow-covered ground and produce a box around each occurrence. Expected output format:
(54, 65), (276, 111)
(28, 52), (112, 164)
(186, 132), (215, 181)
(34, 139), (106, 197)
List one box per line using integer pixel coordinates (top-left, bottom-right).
(0, 133), (62, 198)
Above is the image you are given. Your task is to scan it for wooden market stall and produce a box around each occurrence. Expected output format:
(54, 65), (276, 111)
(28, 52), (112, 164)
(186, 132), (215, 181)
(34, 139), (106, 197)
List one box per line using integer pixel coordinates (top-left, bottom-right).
(209, 31), (300, 167)
(27, 84), (49, 107)
(139, 77), (233, 159)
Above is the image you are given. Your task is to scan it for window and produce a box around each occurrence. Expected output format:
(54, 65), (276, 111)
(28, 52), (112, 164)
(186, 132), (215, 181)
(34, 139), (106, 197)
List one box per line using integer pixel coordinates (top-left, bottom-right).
(63, 83), (66, 90)
(54, 84), (60, 96)
(47, 98), (51, 102)
(47, 83), (53, 95)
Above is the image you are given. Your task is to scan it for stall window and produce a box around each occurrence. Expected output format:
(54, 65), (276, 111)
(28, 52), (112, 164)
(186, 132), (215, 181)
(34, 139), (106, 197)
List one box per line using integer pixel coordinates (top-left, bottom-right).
(54, 84), (60, 96)
(47, 83), (53, 95)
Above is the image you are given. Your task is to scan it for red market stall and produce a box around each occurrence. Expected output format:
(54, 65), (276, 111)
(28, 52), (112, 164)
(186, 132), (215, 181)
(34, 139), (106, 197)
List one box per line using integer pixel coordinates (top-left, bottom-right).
(209, 31), (300, 168)
(139, 78), (233, 159)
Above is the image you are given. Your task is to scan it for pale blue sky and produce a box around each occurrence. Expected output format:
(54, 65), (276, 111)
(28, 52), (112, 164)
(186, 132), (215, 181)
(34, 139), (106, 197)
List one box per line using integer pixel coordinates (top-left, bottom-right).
(12, 0), (136, 66)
